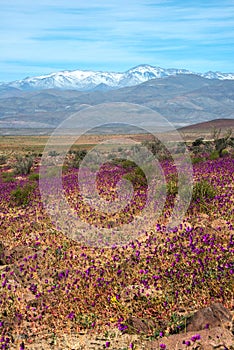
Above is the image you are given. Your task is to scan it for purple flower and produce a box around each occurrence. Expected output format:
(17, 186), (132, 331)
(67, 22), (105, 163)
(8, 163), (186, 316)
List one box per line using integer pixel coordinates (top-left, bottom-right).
(2, 279), (7, 287)
(152, 275), (160, 280)
(183, 340), (191, 346)
(105, 341), (110, 348)
(58, 272), (65, 279)
(67, 311), (75, 320)
(159, 344), (166, 349)
(191, 334), (201, 341)
(118, 323), (128, 332)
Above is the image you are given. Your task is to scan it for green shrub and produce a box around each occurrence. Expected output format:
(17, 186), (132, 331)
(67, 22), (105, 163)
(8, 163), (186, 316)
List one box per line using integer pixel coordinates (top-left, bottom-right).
(167, 180), (178, 195)
(175, 142), (186, 154)
(10, 183), (36, 206)
(191, 157), (204, 164)
(209, 150), (219, 160)
(192, 138), (204, 147)
(72, 149), (87, 168)
(48, 150), (60, 157)
(112, 159), (134, 169)
(28, 173), (39, 181)
(13, 155), (34, 175)
(142, 140), (172, 161)
(160, 174), (192, 200)
(62, 165), (69, 173)
(113, 159), (147, 188)
(213, 128), (232, 157)
(1, 172), (15, 183)
(123, 172), (147, 188)
(192, 180), (216, 201)
(165, 174), (177, 195)
(221, 149), (229, 157)
(0, 154), (7, 165)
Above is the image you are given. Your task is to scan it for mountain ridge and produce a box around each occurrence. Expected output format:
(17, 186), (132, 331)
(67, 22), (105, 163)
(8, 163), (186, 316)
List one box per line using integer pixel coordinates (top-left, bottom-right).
(0, 74), (233, 133)
(1, 64), (234, 91)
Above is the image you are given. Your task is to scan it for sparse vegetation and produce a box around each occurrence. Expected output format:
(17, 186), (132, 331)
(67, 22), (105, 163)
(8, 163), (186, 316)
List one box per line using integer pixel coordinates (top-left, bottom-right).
(212, 127), (233, 157)
(141, 139), (172, 161)
(209, 150), (219, 160)
(191, 156), (204, 164)
(13, 154), (34, 175)
(1, 172), (15, 183)
(192, 179), (216, 201)
(71, 149), (87, 168)
(0, 154), (7, 165)
(28, 172), (40, 181)
(48, 150), (60, 157)
(10, 183), (36, 206)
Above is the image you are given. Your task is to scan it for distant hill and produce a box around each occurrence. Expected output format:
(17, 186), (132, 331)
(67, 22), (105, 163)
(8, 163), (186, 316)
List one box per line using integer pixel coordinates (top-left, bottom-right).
(179, 118), (234, 132)
(177, 119), (234, 141)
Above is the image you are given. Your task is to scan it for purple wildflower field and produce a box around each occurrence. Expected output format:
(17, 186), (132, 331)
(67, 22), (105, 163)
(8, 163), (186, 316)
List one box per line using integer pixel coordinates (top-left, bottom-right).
(0, 150), (233, 349)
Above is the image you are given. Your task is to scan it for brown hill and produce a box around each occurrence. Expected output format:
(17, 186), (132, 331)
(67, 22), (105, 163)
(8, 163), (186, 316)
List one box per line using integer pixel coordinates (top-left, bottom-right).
(179, 118), (234, 132)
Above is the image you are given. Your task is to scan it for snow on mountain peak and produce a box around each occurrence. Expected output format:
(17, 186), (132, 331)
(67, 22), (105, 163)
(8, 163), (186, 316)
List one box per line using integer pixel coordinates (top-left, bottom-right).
(2, 65), (234, 91)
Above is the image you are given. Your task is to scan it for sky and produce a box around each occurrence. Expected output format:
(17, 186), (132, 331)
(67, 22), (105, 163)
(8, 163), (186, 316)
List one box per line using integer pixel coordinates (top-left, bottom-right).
(0, 0), (234, 82)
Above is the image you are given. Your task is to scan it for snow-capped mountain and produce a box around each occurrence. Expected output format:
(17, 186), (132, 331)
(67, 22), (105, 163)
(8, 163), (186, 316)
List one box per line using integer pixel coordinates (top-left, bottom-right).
(2, 64), (234, 91)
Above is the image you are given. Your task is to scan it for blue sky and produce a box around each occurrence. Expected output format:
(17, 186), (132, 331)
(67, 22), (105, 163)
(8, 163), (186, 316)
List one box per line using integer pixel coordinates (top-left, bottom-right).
(1, 0), (233, 81)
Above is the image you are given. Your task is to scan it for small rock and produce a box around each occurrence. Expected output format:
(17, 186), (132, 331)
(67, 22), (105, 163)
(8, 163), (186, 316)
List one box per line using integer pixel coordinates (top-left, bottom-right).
(186, 303), (232, 332)
(5, 245), (36, 263)
(126, 316), (155, 334)
(148, 326), (234, 350)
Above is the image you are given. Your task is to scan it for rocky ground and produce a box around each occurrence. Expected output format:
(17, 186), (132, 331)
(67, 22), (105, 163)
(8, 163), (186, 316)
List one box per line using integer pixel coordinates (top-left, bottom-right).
(11, 303), (233, 349)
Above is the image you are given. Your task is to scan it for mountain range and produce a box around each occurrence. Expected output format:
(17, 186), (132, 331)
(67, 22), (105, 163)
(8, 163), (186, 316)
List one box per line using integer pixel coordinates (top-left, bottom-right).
(0, 65), (234, 134)
(1, 64), (234, 92)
